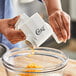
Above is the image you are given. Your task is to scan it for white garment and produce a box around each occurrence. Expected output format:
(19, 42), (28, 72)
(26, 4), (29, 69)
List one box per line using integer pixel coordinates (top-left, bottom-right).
(12, 0), (48, 21)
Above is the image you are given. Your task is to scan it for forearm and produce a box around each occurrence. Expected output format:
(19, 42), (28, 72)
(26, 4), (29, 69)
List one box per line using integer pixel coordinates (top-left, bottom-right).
(43, 0), (62, 15)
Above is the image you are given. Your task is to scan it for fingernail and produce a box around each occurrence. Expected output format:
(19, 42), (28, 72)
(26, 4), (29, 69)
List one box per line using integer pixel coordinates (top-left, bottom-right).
(59, 38), (64, 42)
(68, 36), (70, 40)
(64, 40), (66, 43)
(59, 38), (67, 43)
(60, 38), (63, 41)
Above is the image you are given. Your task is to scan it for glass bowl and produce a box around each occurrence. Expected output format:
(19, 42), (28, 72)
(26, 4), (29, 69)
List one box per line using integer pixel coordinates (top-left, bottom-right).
(2, 47), (68, 76)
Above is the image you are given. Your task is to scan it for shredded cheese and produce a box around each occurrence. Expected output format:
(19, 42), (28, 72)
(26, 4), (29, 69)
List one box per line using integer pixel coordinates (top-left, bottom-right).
(19, 63), (42, 76)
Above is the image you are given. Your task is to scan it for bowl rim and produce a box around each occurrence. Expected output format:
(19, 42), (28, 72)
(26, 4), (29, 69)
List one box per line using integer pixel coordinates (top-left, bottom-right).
(2, 47), (69, 73)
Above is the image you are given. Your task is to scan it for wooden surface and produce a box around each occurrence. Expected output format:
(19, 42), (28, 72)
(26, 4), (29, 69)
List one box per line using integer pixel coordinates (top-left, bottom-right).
(0, 59), (76, 76)
(64, 59), (76, 76)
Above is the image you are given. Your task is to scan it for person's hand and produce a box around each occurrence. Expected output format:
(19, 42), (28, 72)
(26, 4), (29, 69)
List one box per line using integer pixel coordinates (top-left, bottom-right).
(0, 16), (25, 44)
(48, 10), (70, 42)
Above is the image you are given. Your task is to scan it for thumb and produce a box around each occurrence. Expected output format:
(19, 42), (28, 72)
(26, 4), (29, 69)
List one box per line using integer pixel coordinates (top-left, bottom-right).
(8, 16), (20, 26)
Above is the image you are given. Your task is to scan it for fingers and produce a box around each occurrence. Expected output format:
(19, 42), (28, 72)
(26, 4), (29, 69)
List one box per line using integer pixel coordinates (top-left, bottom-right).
(49, 16), (63, 41)
(5, 29), (25, 44)
(11, 30), (25, 44)
(61, 12), (70, 39)
(55, 13), (67, 42)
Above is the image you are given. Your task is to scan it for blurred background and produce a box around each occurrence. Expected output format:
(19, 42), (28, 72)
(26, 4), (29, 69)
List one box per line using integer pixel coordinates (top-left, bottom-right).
(1, 0), (76, 59)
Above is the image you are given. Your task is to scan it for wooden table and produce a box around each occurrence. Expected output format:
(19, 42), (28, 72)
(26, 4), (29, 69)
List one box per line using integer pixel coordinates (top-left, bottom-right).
(0, 59), (76, 76)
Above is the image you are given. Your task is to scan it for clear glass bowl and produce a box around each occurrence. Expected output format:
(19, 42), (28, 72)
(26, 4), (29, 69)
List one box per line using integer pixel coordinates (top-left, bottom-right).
(2, 47), (68, 76)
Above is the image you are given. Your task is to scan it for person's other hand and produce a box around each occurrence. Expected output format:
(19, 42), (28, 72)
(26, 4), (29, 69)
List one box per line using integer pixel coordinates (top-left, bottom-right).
(48, 10), (70, 42)
(0, 16), (25, 44)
